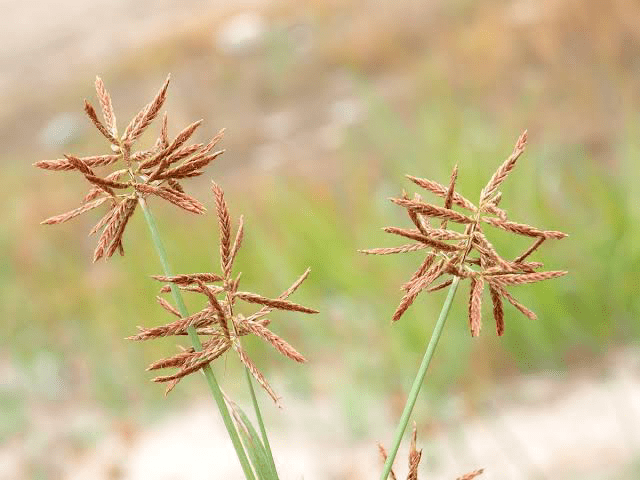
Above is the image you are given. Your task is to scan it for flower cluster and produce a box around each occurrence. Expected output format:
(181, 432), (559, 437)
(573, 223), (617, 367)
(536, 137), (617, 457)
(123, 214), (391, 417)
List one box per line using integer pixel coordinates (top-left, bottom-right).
(35, 75), (224, 261)
(360, 131), (568, 336)
(128, 183), (318, 402)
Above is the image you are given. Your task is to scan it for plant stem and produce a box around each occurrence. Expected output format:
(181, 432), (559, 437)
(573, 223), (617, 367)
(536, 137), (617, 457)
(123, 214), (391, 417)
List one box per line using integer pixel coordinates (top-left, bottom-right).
(138, 197), (256, 480)
(380, 276), (461, 480)
(244, 368), (278, 474)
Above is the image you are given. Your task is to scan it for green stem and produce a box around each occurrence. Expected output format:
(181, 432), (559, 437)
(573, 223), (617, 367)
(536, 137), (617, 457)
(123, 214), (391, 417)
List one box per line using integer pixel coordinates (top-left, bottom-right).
(380, 276), (461, 480)
(138, 197), (256, 480)
(244, 368), (278, 475)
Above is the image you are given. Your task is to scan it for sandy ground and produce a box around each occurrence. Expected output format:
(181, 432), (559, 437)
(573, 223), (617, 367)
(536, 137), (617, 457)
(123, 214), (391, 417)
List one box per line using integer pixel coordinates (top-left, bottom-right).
(2, 348), (638, 479)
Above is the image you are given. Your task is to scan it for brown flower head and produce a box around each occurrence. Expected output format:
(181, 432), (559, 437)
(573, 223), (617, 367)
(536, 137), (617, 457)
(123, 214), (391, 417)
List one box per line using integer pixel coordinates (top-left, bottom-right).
(128, 182), (318, 402)
(360, 131), (568, 336)
(378, 424), (484, 479)
(36, 75), (225, 261)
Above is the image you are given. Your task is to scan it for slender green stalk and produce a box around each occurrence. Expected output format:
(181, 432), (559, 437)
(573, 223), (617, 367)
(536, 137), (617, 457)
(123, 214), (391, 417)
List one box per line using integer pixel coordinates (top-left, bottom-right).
(138, 197), (256, 480)
(244, 368), (278, 475)
(380, 276), (461, 480)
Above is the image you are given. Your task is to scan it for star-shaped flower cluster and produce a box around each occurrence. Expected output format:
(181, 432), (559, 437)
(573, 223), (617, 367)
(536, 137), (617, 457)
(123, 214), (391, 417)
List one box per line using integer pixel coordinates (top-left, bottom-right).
(128, 183), (318, 402)
(36, 75), (224, 261)
(360, 131), (568, 336)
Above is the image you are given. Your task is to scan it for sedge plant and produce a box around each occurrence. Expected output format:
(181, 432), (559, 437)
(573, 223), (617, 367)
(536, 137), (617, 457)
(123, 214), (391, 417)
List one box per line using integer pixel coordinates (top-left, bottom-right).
(361, 131), (568, 479)
(35, 75), (318, 479)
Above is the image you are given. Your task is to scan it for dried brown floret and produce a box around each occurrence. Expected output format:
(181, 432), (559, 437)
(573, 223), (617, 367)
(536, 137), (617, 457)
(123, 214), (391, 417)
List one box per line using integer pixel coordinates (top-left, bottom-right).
(130, 185), (317, 401)
(361, 132), (567, 335)
(36, 74), (224, 261)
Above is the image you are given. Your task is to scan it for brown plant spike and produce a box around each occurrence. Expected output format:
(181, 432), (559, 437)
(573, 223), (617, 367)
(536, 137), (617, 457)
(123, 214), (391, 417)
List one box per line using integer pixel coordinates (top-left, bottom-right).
(36, 74), (224, 261)
(360, 131), (568, 335)
(129, 184), (318, 399)
(378, 424), (483, 479)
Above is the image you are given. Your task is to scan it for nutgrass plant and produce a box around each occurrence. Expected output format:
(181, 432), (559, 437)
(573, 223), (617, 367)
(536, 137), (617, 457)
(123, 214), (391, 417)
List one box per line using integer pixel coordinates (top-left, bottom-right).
(35, 75), (318, 479)
(361, 131), (568, 479)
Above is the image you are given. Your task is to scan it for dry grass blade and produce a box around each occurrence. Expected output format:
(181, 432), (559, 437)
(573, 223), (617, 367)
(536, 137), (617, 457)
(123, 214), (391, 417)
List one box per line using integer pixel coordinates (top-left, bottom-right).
(84, 100), (118, 144)
(41, 197), (108, 225)
(243, 322), (307, 363)
(359, 243), (428, 255)
(235, 292), (319, 314)
(95, 76), (116, 135)
(482, 217), (567, 239)
(480, 130), (527, 203)
(234, 344), (281, 406)
(489, 284), (505, 336)
(123, 74), (170, 142)
(468, 275), (484, 337)
(391, 197), (475, 224)
(456, 469), (484, 480)
(406, 174), (477, 211)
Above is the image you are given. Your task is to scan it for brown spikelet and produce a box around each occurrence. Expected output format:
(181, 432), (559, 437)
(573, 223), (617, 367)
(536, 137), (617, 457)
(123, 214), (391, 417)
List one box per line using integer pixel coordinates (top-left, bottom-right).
(488, 281), (537, 320)
(440, 163), (458, 230)
(456, 469), (484, 480)
(235, 292), (319, 314)
(104, 198), (136, 259)
(135, 184), (205, 214)
(489, 284), (504, 336)
(156, 296), (181, 318)
(383, 227), (462, 252)
(160, 112), (169, 147)
(123, 74), (170, 142)
(128, 307), (215, 340)
(94, 76), (116, 135)
(151, 273), (224, 285)
(469, 275), (484, 337)
(427, 278), (453, 292)
(407, 423), (422, 480)
(227, 214), (244, 272)
(480, 130), (527, 203)
(406, 174), (477, 211)
(359, 243), (428, 255)
(41, 197), (108, 225)
(84, 174), (129, 190)
(377, 444), (398, 480)
(34, 154), (120, 171)
(93, 200), (127, 262)
(486, 270), (567, 286)
(393, 261), (443, 322)
(391, 197), (475, 224)
(482, 217), (567, 239)
(514, 237), (546, 263)
(403, 253), (436, 291)
(234, 344), (281, 406)
(196, 280), (230, 339)
(211, 182), (232, 274)
(482, 202), (507, 221)
(243, 322), (307, 363)
(84, 100), (118, 144)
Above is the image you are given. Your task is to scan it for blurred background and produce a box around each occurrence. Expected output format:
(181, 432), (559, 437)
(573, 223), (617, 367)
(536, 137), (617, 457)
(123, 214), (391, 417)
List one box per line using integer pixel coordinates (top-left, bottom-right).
(2, 0), (640, 478)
